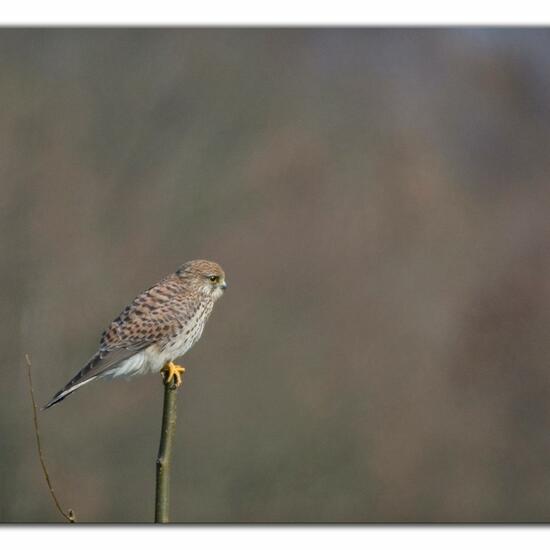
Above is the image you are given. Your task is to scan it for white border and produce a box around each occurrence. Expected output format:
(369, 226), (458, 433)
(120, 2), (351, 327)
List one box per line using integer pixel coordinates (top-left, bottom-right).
(1, 1), (550, 25)
(3, 525), (550, 550)
(2, 2), (550, 546)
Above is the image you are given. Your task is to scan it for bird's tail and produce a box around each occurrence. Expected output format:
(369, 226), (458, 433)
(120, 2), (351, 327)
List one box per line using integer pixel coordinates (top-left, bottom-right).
(42, 354), (101, 410)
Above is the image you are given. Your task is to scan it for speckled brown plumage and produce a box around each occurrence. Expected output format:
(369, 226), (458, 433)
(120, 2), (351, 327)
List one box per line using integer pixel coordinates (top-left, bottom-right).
(44, 259), (227, 409)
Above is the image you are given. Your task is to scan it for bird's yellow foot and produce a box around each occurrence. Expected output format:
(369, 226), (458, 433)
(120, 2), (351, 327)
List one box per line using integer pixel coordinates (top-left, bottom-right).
(161, 361), (186, 387)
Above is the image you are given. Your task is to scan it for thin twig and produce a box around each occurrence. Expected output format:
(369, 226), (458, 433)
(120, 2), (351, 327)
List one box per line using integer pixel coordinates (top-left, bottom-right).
(25, 354), (76, 523)
(155, 374), (179, 523)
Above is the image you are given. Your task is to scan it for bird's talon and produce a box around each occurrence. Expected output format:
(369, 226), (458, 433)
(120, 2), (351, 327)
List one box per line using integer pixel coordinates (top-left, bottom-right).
(162, 361), (186, 387)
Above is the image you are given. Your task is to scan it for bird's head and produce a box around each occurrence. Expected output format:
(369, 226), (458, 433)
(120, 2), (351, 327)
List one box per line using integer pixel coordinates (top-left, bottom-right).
(176, 259), (228, 300)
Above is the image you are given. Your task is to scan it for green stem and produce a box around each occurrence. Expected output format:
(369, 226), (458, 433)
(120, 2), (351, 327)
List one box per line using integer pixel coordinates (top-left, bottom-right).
(155, 377), (179, 523)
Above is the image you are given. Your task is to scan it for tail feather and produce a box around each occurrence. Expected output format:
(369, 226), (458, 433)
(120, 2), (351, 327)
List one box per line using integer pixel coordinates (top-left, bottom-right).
(42, 353), (103, 410)
(43, 346), (147, 410)
(42, 376), (98, 410)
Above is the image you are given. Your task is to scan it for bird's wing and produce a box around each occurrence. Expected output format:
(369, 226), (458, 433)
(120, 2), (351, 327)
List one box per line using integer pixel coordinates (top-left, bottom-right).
(44, 280), (187, 409)
(85, 294), (185, 380)
(99, 288), (185, 354)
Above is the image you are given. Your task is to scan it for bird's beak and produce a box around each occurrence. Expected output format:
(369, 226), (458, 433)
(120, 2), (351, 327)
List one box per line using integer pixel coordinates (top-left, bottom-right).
(221, 281), (228, 290)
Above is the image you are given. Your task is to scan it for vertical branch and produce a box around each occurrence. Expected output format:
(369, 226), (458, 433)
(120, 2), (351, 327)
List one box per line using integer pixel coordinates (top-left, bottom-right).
(155, 375), (179, 523)
(25, 354), (76, 523)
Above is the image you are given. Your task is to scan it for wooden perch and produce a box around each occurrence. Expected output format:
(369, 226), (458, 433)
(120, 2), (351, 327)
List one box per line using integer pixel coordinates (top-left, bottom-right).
(155, 372), (180, 523)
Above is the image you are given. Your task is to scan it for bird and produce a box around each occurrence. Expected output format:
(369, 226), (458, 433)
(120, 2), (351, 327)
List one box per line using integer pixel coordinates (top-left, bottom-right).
(44, 259), (227, 409)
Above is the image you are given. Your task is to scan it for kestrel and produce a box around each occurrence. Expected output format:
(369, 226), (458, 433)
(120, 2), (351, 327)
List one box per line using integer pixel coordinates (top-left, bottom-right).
(44, 259), (227, 409)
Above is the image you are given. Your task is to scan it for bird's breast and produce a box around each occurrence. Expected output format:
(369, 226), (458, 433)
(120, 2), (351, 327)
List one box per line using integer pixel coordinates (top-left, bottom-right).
(163, 301), (214, 359)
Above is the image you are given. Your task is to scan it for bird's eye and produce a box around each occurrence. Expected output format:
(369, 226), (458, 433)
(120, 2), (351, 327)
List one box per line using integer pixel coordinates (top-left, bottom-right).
(209, 275), (219, 283)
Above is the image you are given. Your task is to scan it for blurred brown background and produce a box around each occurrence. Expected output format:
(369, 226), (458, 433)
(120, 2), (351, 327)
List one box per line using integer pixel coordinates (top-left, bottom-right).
(3, 28), (550, 523)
